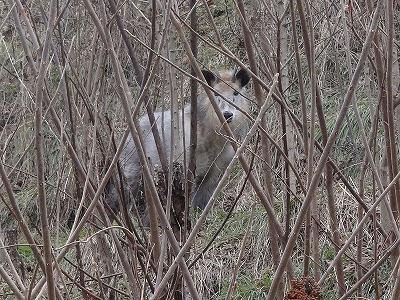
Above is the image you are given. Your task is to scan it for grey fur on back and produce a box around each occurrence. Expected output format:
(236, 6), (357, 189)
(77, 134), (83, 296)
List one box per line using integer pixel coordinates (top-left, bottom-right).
(106, 68), (251, 220)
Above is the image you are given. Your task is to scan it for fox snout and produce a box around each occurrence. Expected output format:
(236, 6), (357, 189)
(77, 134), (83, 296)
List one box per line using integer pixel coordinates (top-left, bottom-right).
(223, 111), (234, 123)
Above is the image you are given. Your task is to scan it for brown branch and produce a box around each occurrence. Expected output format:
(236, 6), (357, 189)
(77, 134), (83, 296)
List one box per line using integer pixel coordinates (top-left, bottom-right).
(34, 1), (59, 298)
(267, 1), (384, 298)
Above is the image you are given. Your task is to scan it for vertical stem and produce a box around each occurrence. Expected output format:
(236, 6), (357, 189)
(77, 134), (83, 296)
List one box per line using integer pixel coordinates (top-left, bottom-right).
(385, 0), (400, 277)
(187, 0), (198, 220)
(236, 3), (289, 296)
(385, 0), (400, 219)
(295, 0), (320, 279)
(35, 0), (58, 298)
(289, 0), (311, 279)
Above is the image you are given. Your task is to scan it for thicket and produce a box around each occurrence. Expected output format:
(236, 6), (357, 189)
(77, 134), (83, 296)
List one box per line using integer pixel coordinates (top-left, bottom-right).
(1, 0), (400, 299)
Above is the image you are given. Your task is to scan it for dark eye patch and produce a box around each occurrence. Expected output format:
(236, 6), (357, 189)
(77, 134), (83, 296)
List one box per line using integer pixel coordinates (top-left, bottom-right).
(233, 91), (239, 96)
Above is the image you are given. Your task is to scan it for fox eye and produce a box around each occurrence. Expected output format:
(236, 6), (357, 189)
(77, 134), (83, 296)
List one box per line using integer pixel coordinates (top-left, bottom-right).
(233, 91), (239, 96)
(214, 91), (221, 97)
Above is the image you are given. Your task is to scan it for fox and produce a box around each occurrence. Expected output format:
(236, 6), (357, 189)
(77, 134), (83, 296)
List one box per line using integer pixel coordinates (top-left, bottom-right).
(106, 67), (251, 220)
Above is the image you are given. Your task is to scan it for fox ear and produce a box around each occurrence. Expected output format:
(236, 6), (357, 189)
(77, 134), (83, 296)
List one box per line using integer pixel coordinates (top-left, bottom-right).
(201, 70), (217, 87)
(235, 68), (251, 87)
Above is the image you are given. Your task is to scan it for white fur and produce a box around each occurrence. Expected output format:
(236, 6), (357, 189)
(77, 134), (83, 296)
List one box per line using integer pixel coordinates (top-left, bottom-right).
(108, 68), (251, 217)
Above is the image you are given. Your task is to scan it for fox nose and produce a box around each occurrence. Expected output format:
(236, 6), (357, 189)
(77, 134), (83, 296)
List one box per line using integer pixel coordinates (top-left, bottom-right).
(223, 111), (233, 122)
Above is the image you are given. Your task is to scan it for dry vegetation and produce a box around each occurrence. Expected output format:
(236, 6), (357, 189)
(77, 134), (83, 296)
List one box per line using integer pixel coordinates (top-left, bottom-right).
(1, 0), (400, 299)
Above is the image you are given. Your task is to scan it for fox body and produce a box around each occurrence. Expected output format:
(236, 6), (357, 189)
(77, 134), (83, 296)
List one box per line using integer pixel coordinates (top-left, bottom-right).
(107, 68), (251, 218)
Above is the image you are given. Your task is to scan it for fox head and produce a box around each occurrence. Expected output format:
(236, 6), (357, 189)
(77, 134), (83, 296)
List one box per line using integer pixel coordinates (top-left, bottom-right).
(200, 68), (251, 132)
